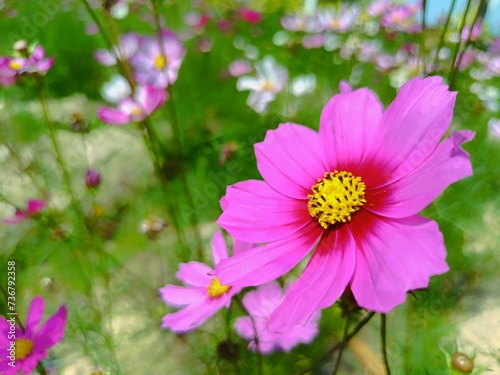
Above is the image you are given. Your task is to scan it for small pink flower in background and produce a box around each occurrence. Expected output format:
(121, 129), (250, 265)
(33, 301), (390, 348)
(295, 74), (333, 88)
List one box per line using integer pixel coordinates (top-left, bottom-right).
(367, 0), (390, 17)
(235, 282), (319, 354)
(94, 32), (139, 66)
(98, 85), (167, 125)
(86, 169), (101, 189)
(228, 59), (252, 77)
(4, 199), (46, 225)
(185, 11), (210, 30)
(238, 8), (262, 24)
(160, 231), (251, 333)
(302, 34), (326, 49)
(318, 4), (360, 33)
(381, 4), (421, 33)
(214, 76), (474, 331)
(236, 56), (288, 113)
(130, 30), (185, 89)
(0, 296), (67, 375)
(85, 22), (99, 35)
(280, 14), (320, 33)
(461, 23), (482, 42)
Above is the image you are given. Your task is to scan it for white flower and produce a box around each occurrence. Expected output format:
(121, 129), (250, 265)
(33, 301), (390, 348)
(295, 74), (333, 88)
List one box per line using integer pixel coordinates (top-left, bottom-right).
(101, 74), (132, 103)
(236, 56), (288, 113)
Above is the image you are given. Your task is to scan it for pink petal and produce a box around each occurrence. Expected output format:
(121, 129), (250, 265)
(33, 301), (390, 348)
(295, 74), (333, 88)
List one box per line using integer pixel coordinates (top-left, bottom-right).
(0, 362), (20, 375)
(269, 227), (355, 331)
(97, 106), (130, 125)
(159, 285), (206, 307)
(234, 316), (255, 339)
(319, 87), (383, 172)
(20, 351), (46, 374)
(218, 180), (311, 243)
(134, 85), (167, 114)
(350, 212), (448, 313)
(34, 305), (67, 350)
(176, 262), (213, 287)
(366, 76), (457, 185)
(25, 296), (44, 338)
(367, 130), (474, 218)
(254, 123), (325, 199)
(242, 282), (282, 317)
(162, 301), (223, 333)
(35, 58), (54, 74)
(3, 211), (28, 224)
(26, 200), (46, 214)
(211, 231), (229, 266)
(213, 221), (322, 287)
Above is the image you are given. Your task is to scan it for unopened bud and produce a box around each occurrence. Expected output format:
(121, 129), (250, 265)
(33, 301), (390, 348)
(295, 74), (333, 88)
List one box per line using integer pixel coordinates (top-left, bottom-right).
(86, 169), (101, 189)
(451, 352), (474, 374)
(13, 40), (28, 53)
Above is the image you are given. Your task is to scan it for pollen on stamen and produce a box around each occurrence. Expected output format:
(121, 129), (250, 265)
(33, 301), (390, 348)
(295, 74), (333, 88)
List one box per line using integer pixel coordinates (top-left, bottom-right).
(207, 277), (231, 299)
(307, 170), (366, 229)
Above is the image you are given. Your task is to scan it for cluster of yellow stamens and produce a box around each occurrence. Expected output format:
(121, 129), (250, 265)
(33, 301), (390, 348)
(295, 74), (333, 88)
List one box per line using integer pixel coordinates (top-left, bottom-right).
(307, 171), (366, 229)
(207, 277), (231, 298)
(154, 55), (167, 70)
(15, 338), (34, 360)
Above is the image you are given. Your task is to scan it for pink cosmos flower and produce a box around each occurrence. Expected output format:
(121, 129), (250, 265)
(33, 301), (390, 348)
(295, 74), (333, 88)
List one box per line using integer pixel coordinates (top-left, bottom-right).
(160, 231), (251, 333)
(0, 46), (54, 81)
(238, 8), (262, 24)
(228, 59), (252, 77)
(130, 30), (185, 89)
(235, 282), (319, 354)
(0, 296), (67, 375)
(3, 199), (46, 225)
(381, 4), (421, 33)
(98, 85), (167, 125)
(214, 76), (474, 331)
(318, 5), (360, 33)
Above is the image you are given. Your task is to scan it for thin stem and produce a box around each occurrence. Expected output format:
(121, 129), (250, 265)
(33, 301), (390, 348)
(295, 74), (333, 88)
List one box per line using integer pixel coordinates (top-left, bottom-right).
(448, 0), (472, 83)
(419, 0), (427, 75)
(36, 363), (48, 375)
(298, 311), (376, 375)
(380, 314), (391, 375)
(332, 313), (351, 375)
(449, 0), (486, 89)
(430, 0), (457, 73)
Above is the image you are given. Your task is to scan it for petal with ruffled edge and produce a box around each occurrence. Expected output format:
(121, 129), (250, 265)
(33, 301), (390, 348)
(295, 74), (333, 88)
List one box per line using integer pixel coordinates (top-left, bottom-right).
(25, 296), (44, 338)
(159, 285), (206, 307)
(97, 107), (130, 125)
(176, 262), (213, 287)
(218, 180), (311, 243)
(162, 301), (223, 333)
(366, 130), (474, 218)
(255, 124), (326, 200)
(269, 227), (356, 331)
(211, 231), (229, 266)
(350, 212), (448, 313)
(214, 221), (322, 287)
(34, 305), (67, 351)
(366, 76), (457, 185)
(319, 87), (383, 172)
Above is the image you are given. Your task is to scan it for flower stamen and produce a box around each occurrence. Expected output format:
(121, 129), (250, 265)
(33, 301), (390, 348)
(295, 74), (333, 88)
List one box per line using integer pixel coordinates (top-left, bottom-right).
(154, 55), (166, 70)
(207, 277), (231, 298)
(15, 338), (34, 360)
(308, 171), (366, 229)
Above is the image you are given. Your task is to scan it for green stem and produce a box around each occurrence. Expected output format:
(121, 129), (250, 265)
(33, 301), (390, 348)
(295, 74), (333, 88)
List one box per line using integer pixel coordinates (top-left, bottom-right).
(448, 0), (472, 84)
(331, 313), (350, 375)
(430, 0), (457, 73)
(298, 311), (376, 375)
(419, 0), (427, 75)
(381, 314), (392, 375)
(449, 0), (486, 89)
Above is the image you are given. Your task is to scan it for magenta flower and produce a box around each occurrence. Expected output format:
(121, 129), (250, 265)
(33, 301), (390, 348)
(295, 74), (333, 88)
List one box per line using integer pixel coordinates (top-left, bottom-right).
(85, 169), (101, 189)
(0, 296), (67, 375)
(237, 8), (262, 24)
(160, 231), (251, 333)
(214, 76), (474, 331)
(235, 282), (319, 354)
(98, 85), (167, 125)
(0, 45), (53, 81)
(3, 199), (46, 225)
(130, 30), (185, 89)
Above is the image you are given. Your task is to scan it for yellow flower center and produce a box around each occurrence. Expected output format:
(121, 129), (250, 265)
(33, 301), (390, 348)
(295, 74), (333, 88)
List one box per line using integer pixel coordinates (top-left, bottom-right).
(129, 105), (143, 116)
(308, 171), (366, 229)
(154, 55), (166, 69)
(207, 277), (231, 298)
(9, 60), (23, 70)
(260, 80), (275, 91)
(15, 338), (34, 360)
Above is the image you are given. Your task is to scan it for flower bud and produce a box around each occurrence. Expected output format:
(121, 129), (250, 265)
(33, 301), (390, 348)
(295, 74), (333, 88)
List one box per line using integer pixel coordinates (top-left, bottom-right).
(451, 352), (474, 374)
(86, 169), (101, 189)
(13, 40), (28, 53)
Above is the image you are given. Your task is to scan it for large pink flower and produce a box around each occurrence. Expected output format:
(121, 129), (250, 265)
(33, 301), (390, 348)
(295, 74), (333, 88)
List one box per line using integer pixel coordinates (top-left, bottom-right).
(159, 231), (251, 333)
(214, 76), (474, 331)
(0, 296), (67, 375)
